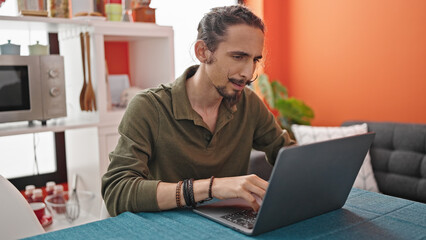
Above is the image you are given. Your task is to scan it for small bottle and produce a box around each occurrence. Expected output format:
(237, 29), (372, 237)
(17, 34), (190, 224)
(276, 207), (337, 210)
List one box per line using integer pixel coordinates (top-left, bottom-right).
(52, 184), (66, 214)
(24, 185), (36, 203)
(45, 181), (56, 196)
(32, 188), (44, 203)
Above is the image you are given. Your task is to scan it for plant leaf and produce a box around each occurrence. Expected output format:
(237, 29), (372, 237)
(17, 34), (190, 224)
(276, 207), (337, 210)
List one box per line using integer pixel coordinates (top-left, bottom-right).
(275, 98), (314, 125)
(257, 74), (274, 108)
(271, 81), (288, 100)
(257, 73), (315, 133)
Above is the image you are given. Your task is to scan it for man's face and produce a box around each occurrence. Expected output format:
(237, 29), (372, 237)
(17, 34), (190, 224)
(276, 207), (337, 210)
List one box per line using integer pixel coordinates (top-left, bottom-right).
(205, 24), (264, 105)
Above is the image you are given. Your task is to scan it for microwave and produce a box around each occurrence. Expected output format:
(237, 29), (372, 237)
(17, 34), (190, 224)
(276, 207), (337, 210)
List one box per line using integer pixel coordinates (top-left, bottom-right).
(0, 55), (67, 125)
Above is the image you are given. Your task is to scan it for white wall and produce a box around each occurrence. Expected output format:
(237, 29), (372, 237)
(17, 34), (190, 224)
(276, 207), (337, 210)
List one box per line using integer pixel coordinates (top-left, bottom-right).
(152, 0), (237, 78)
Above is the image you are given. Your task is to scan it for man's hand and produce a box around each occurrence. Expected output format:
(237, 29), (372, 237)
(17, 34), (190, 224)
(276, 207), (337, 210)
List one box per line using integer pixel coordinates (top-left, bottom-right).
(212, 174), (268, 212)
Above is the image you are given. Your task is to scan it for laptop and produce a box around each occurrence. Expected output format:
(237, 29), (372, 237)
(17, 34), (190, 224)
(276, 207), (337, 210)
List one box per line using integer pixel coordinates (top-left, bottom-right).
(193, 132), (375, 235)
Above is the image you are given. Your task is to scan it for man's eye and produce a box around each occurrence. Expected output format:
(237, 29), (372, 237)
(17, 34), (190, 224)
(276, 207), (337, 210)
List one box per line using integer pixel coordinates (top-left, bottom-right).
(233, 55), (243, 60)
(254, 58), (261, 63)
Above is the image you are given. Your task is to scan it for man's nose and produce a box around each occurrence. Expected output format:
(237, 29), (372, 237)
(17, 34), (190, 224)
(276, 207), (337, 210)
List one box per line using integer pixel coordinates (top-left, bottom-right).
(240, 62), (255, 81)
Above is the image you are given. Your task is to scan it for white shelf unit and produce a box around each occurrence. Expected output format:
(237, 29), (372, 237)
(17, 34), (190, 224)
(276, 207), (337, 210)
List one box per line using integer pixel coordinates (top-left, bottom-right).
(0, 16), (175, 230)
(91, 21), (175, 126)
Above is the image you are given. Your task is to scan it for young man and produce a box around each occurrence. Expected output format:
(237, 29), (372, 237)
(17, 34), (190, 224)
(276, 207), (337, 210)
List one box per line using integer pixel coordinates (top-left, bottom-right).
(102, 5), (294, 217)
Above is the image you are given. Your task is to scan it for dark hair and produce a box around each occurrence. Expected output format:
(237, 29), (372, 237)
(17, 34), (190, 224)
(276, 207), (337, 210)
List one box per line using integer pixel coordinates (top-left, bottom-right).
(197, 5), (265, 52)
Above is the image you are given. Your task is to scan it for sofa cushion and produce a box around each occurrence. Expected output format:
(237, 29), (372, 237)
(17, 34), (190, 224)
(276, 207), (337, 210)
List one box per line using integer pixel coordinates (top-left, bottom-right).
(291, 123), (379, 192)
(343, 121), (426, 203)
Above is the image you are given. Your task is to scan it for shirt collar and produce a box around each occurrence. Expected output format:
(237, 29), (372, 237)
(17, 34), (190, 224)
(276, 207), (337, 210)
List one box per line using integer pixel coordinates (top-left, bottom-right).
(170, 65), (237, 121)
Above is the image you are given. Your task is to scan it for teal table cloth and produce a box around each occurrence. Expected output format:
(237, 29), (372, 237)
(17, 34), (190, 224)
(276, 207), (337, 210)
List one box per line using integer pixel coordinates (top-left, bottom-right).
(26, 189), (426, 240)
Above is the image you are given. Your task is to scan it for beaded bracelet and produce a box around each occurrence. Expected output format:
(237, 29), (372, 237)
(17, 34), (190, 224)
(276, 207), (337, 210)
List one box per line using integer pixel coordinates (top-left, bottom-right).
(181, 176), (215, 208)
(175, 181), (183, 208)
(207, 176), (215, 201)
(199, 176), (215, 204)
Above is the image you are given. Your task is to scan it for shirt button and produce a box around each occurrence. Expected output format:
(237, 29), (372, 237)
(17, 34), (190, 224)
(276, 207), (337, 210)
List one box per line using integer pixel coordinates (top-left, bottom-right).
(205, 134), (212, 142)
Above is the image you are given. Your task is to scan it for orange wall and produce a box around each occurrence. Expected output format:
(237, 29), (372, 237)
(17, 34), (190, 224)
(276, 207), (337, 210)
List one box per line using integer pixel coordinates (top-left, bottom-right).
(104, 41), (131, 84)
(263, 0), (290, 86)
(264, 0), (426, 126)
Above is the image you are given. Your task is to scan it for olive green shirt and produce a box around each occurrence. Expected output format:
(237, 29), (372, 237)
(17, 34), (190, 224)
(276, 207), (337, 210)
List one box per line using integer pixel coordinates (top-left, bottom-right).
(102, 65), (294, 216)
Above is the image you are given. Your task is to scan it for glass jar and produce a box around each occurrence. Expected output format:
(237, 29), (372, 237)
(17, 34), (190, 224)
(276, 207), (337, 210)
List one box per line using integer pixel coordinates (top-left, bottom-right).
(48, 0), (69, 18)
(52, 184), (66, 214)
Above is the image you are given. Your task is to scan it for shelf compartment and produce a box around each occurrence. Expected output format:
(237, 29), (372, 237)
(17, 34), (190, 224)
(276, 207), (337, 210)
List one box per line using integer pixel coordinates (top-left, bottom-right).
(95, 24), (175, 120)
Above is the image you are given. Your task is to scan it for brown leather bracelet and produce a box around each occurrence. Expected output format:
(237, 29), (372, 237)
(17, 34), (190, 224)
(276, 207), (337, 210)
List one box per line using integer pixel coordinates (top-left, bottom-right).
(183, 179), (191, 207)
(188, 178), (196, 208)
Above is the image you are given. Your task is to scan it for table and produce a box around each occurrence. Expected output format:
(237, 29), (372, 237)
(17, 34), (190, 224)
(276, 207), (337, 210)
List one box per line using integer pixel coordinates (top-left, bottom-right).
(43, 210), (98, 233)
(25, 189), (426, 240)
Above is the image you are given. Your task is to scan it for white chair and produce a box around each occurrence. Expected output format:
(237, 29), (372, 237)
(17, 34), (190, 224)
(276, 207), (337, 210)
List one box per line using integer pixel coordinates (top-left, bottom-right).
(0, 175), (45, 240)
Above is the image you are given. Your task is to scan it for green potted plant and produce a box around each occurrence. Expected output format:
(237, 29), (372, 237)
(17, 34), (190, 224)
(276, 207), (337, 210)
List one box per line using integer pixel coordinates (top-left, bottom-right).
(256, 74), (314, 138)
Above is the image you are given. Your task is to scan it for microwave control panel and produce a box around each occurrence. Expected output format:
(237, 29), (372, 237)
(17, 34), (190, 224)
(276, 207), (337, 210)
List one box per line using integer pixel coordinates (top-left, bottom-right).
(39, 55), (67, 120)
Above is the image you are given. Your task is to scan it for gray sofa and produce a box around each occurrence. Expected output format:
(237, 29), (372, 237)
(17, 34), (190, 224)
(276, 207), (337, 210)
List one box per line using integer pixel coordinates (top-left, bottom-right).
(248, 121), (426, 203)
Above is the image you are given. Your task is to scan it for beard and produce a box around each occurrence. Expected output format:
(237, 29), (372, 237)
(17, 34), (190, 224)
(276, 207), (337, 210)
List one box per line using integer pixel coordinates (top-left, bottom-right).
(215, 86), (242, 107)
(215, 78), (245, 107)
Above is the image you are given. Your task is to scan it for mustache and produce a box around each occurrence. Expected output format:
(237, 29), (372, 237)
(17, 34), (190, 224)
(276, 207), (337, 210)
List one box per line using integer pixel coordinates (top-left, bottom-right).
(228, 74), (258, 87)
(228, 78), (247, 86)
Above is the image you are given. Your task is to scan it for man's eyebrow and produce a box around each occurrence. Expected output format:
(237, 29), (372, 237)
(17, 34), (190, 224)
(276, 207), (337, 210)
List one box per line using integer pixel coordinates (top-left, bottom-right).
(228, 51), (263, 59)
(228, 51), (250, 56)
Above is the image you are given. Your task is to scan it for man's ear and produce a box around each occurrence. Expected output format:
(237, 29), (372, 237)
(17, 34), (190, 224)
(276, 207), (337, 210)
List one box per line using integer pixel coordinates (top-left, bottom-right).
(194, 40), (211, 63)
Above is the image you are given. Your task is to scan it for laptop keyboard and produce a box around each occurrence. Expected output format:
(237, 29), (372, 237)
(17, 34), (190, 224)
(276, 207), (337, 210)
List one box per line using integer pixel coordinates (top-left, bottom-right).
(220, 209), (258, 229)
